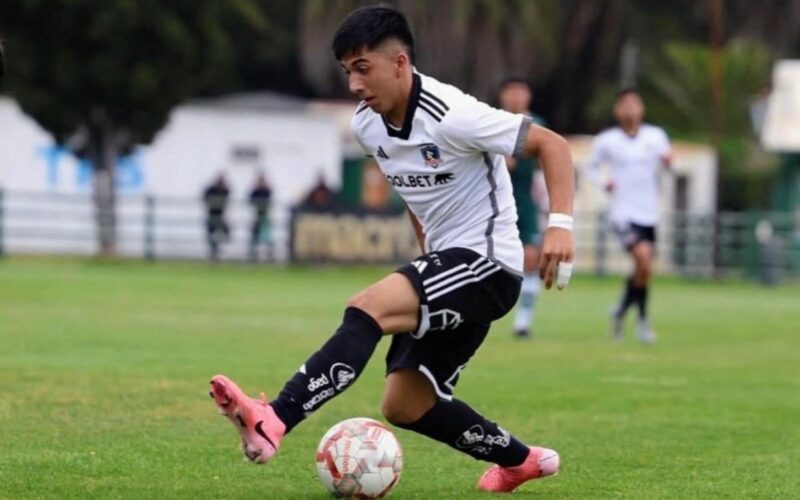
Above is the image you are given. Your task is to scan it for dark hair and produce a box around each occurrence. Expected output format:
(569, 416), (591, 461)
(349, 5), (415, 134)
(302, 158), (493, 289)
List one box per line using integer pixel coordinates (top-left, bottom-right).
(616, 87), (641, 100)
(0, 40), (5, 78)
(499, 77), (531, 91)
(332, 5), (415, 62)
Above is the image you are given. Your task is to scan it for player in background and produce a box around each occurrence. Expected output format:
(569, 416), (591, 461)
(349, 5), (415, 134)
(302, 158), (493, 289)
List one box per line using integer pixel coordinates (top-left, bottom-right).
(209, 6), (575, 493)
(585, 89), (672, 343)
(498, 78), (546, 339)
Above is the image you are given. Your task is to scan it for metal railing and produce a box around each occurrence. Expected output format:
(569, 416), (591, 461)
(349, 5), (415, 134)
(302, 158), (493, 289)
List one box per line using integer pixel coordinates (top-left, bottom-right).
(0, 189), (797, 280)
(0, 190), (291, 262)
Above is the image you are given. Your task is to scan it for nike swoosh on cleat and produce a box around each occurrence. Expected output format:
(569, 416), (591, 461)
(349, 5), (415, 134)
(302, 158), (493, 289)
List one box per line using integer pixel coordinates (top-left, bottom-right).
(254, 421), (276, 450)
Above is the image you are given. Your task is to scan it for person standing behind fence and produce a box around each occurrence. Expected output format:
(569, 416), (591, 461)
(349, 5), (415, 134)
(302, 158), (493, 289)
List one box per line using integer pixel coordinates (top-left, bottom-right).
(302, 173), (336, 211)
(203, 173), (230, 261)
(249, 173), (273, 262)
(499, 78), (546, 340)
(585, 89), (672, 343)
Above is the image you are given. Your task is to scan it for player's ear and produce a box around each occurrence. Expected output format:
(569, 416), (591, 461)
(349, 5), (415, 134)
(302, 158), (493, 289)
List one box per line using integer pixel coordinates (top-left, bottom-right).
(394, 52), (409, 77)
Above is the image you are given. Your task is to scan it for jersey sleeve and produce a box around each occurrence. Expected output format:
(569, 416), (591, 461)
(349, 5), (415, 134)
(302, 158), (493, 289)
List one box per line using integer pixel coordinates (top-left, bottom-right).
(438, 100), (531, 157)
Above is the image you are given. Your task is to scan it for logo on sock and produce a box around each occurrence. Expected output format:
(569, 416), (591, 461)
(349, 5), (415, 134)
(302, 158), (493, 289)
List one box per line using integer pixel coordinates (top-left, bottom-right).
(485, 427), (511, 447)
(330, 363), (356, 391)
(456, 425), (485, 449)
(302, 388), (335, 413)
(456, 425), (511, 455)
(307, 373), (330, 392)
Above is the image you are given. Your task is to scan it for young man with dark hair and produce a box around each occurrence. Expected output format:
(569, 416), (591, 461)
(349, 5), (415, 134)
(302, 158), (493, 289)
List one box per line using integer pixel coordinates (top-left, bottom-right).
(498, 78), (547, 339)
(209, 6), (576, 493)
(586, 89), (672, 343)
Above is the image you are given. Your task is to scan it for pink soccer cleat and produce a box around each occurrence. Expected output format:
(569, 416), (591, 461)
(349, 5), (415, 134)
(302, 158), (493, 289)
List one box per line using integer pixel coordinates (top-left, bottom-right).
(209, 374), (286, 464)
(477, 446), (560, 493)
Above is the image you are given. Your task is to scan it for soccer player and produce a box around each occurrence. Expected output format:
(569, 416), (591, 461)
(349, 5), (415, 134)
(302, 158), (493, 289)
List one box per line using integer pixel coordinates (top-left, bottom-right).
(498, 78), (545, 339)
(209, 6), (575, 493)
(585, 89), (672, 343)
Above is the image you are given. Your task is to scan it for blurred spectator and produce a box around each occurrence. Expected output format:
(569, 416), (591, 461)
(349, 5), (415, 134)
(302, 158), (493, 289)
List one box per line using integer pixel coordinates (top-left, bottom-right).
(203, 173), (230, 261)
(302, 173), (336, 210)
(249, 173), (273, 262)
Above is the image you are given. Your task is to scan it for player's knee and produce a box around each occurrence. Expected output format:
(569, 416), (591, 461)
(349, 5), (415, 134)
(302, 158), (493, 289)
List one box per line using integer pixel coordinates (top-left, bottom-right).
(347, 288), (380, 319)
(380, 397), (426, 426)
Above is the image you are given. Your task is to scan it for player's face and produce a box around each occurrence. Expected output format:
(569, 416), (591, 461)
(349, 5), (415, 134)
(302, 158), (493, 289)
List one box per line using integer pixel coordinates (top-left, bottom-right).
(614, 93), (645, 125)
(340, 47), (407, 115)
(499, 84), (532, 114)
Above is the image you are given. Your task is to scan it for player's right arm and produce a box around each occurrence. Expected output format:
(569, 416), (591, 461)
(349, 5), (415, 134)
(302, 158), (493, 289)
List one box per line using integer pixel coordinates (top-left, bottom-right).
(406, 207), (425, 254)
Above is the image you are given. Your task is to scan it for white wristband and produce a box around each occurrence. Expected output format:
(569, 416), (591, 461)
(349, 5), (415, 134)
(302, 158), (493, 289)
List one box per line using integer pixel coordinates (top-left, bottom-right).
(548, 213), (574, 232)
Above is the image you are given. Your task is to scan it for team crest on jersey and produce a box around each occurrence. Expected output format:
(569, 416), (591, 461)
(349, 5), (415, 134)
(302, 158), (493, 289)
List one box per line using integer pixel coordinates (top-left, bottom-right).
(420, 143), (442, 168)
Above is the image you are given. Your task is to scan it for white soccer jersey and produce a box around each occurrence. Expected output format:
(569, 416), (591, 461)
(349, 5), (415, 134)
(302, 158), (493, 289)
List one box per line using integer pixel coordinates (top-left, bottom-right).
(351, 72), (530, 274)
(585, 124), (671, 226)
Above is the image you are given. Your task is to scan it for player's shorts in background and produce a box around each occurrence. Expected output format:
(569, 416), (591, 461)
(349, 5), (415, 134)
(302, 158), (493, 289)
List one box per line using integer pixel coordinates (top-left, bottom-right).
(515, 199), (540, 246)
(613, 221), (657, 251)
(388, 247), (521, 401)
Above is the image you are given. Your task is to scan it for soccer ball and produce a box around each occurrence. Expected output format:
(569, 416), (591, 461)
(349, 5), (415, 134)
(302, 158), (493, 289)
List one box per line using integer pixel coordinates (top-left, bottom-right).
(316, 417), (403, 498)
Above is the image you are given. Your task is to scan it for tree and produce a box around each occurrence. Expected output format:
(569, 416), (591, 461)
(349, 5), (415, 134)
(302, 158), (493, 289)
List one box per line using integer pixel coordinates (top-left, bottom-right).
(300, 0), (631, 131)
(0, 0), (270, 254)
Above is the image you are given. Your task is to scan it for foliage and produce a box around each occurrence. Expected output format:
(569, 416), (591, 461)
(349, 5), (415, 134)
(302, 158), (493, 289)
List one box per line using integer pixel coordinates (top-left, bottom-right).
(641, 38), (774, 139)
(0, 0), (271, 145)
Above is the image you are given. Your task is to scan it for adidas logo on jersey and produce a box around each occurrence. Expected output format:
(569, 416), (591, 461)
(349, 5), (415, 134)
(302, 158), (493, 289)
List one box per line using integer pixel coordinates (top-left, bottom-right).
(376, 146), (389, 159)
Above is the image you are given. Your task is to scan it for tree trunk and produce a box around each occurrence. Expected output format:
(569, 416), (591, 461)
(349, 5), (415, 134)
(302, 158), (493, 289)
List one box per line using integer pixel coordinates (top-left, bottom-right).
(88, 107), (117, 257)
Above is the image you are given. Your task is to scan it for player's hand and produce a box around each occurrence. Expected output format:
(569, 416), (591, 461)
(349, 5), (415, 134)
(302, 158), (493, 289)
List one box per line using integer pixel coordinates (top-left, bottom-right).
(539, 227), (574, 290)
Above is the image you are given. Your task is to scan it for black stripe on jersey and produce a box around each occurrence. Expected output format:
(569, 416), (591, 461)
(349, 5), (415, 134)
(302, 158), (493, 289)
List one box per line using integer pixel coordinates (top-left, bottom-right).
(418, 101), (444, 122)
(419, 95), (446, 118)
(356, 102), (370, 114)
(481, 153), (500, 259)
(420, 89), (450, 111)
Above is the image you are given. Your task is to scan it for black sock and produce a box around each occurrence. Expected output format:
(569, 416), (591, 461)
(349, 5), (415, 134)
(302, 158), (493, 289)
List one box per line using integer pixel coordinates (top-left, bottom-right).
(637, 285), (649, 319)
(394, 398), (530, 467)
(615, 277), (636, 318)
(270, 307), (382, 433)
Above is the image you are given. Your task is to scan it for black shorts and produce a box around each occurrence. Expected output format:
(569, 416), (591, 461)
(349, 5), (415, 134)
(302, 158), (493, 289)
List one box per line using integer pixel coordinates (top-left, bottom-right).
(613, 221), (656, 251)
(387, 248), (521, 401)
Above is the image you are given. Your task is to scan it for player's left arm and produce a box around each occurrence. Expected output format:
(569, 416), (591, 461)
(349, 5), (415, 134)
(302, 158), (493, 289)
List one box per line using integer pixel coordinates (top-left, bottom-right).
(519, 124), (575, 290)
(437, 103), (575, 289)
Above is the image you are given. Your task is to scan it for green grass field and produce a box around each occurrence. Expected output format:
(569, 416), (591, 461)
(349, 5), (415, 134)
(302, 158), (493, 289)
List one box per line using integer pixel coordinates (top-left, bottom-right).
(1, 257), (798, 499)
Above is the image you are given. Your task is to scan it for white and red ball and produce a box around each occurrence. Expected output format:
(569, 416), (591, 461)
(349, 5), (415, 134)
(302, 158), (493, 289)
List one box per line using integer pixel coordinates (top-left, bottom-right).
(316, 417), (403, 498)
